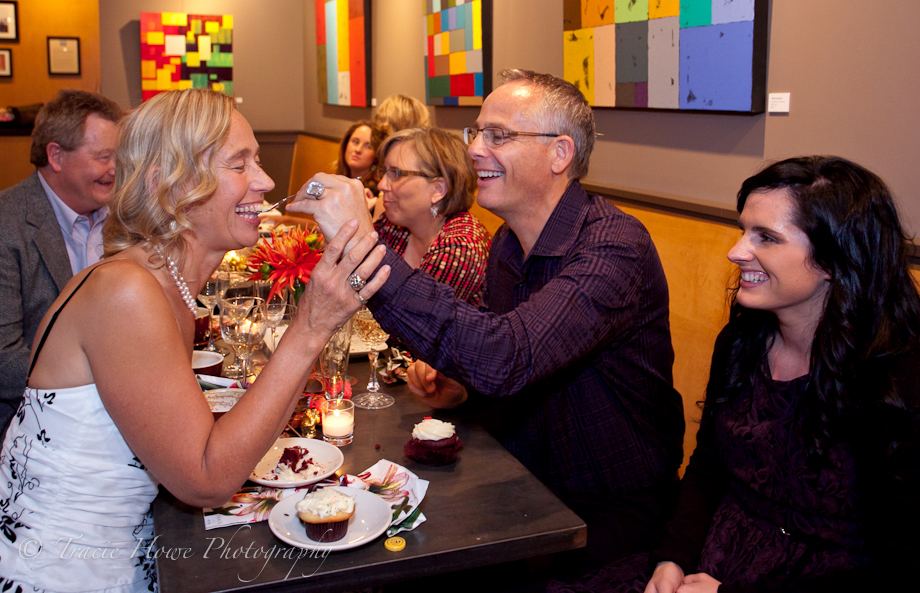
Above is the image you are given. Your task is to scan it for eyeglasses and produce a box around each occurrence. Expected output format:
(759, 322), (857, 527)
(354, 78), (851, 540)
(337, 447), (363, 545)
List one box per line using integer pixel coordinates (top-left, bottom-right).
(463, 127), (560, 148)
(380, 167), (433, 181)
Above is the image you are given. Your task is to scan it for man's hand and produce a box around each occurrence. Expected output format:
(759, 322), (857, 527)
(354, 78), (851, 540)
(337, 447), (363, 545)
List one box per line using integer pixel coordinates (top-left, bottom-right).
(406, 360), (468, 409)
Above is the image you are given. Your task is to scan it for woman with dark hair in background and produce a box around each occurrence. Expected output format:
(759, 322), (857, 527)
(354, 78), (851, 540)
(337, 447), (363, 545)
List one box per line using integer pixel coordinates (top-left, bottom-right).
(556, 156), (920, 593)
(334, 118), (384, 195)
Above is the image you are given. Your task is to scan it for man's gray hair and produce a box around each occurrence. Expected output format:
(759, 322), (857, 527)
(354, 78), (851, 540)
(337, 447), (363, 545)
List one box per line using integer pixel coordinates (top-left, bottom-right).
(499, 69), (595, 180)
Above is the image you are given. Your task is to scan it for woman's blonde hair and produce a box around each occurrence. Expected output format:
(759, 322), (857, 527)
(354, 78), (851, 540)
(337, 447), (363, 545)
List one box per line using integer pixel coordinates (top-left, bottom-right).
(378, 127), (476, 217)
(372, 94), (430, 136)
(103, 89), (236, 269)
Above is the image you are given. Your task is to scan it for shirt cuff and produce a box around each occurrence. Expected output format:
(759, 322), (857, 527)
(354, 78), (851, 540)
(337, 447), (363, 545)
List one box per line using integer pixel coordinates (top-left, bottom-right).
(370, 244), (415, 308)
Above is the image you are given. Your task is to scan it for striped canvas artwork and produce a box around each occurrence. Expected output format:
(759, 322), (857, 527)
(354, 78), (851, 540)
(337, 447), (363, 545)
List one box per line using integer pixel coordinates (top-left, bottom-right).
(315, 0), (371, 107)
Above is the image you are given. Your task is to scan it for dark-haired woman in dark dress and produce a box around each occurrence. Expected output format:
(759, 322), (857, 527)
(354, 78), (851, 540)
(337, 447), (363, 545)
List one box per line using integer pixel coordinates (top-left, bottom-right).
(553, 156), (920, 593)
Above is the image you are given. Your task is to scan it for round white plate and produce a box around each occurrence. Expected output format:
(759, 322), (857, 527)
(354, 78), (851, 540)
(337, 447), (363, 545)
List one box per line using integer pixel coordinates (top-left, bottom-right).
(268, 487), (390, 552)
(249, 438), (344, 488)
(349, 332), (388, 357)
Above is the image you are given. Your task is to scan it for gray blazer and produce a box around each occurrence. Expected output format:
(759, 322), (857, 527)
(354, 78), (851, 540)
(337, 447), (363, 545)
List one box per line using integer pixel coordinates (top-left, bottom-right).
(0, 171), (74, 432)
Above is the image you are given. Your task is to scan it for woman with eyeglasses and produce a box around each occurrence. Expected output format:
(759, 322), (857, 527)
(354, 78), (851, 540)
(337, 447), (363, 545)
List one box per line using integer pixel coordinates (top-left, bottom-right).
(374, 127), (490, 305)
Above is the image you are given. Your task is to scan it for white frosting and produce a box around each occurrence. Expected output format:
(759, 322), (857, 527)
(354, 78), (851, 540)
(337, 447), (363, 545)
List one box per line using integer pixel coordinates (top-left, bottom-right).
(296, 488), (356, 518)
(272, 463), (321, 481)
(412, 418), (456, 441)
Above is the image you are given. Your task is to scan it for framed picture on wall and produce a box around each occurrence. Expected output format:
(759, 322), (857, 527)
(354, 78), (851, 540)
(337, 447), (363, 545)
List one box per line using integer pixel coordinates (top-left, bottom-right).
(0, 1), (17, 42)
(0, 48), (10, 77)
(47, 36), (81, 75)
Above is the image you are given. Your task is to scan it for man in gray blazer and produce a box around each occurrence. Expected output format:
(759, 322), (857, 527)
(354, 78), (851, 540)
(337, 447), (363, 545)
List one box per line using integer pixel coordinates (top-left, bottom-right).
(0, 90), (122, 433)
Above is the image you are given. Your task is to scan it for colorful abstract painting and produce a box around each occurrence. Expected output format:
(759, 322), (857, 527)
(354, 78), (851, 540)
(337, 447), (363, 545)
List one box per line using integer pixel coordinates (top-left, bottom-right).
(563, 0), (767, 113)
(140, 12), (233, 102)
(424, 0), (492, 107)
(315, 0), (371, 107)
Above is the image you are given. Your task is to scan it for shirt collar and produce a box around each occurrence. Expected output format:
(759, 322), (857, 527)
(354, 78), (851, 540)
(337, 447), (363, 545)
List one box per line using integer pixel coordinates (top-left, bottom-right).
(527, 179), (591, 259)
(38, 170), (83, 234)
(37, 170), (107, 231)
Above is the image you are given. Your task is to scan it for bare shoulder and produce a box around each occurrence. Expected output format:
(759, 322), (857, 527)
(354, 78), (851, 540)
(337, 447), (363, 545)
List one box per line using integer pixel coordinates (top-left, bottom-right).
(74, 257), (172, 321)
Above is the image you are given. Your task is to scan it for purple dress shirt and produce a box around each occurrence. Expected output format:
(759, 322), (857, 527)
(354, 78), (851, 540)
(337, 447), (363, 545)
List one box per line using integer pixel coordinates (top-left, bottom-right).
(371, 180), (684, 502)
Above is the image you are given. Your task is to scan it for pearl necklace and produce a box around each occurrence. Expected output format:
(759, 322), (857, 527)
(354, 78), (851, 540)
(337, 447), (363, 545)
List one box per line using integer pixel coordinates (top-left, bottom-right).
(148, 241), (197, 315)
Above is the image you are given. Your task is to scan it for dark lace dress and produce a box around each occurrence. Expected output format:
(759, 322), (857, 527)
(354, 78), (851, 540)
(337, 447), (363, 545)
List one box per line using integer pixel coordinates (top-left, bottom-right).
(550, 368), (869, 593)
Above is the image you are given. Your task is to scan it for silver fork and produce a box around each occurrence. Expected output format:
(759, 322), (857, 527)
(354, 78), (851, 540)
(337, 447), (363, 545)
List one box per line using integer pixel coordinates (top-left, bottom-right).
(258, 194), (296, 214)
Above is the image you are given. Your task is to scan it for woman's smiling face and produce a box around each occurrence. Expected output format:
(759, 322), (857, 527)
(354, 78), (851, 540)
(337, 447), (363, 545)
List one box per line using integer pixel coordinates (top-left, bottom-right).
(187, 111), (274, 253)
(728, 188), (832, 326)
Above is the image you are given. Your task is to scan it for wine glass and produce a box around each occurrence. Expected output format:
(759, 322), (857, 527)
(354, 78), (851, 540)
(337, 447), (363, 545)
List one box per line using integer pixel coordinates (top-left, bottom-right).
(253, 281), (288, 351)
(197, 273), (223, 352)
(220, 297), (267, 388)
(351, 308), (393, 409)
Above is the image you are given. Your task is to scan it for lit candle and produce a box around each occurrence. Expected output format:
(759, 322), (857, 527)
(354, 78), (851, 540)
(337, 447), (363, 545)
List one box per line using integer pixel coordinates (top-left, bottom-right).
(323, 409), (353, 437)
(322, 398), (354, 446)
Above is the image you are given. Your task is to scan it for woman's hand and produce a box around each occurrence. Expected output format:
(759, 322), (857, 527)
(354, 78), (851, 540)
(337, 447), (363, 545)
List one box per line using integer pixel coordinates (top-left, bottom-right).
(407, 360), (468, 408)
(645, 562), (685, 593)
(286, 173), (374, 252)
(676, 572), (720, 593)
(293, 219), (390, 339)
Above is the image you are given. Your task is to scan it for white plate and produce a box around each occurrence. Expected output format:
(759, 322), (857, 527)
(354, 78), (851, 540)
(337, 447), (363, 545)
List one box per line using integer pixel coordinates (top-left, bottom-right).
(268, 487), (390, 551)
(349, 331), (388, 357)
(267, 324), (385, 356)
(249, 438), (344, 488)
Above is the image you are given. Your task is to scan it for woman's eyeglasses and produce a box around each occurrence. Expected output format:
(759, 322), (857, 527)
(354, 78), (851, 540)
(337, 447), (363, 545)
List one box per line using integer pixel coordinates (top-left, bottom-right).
(380, 167), (433, 181)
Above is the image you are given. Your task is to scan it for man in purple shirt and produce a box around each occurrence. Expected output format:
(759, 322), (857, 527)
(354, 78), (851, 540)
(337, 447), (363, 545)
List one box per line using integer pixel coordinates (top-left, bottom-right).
(291, 70), (684, 569)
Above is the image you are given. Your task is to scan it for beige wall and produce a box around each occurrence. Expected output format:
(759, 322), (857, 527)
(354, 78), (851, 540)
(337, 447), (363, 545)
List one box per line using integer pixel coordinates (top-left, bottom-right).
(300, 0), (920, 234)
(98, 0), (304, 132)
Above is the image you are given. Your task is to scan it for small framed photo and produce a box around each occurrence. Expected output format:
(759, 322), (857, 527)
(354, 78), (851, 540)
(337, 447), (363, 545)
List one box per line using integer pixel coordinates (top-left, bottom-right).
(0, 1), (17, 42)
(0, 48), (10, 77)
(47, 36), (81, 75)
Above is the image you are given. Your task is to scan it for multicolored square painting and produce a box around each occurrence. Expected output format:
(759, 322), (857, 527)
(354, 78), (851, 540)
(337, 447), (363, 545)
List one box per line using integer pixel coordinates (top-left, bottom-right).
(315, 0), (371, 107)
(140, 12), (233, 102)
(563, 0), (767, 113)
(424, 0), (492, 107)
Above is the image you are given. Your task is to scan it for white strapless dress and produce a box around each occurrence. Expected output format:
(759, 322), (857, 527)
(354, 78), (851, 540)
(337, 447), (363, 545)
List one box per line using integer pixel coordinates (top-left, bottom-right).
(0, 384), (159, 592)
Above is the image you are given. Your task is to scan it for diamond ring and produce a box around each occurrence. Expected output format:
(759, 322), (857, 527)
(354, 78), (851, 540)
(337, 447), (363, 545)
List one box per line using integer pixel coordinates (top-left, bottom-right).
(356, 293), (368, 306)
(348, 273), (367, 292)
(305, 181), (325, 199)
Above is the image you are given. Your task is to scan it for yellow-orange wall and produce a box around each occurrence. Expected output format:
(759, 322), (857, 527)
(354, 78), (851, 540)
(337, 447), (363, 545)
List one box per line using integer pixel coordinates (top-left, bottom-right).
(0, 0), (100, 190)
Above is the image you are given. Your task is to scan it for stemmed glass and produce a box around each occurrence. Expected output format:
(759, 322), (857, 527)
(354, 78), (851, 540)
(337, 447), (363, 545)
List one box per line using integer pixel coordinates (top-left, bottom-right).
(351, 308), (393, 409)
(220, 297), (267, 388)
(197, 273), (223, 353)
(254, 281), (287, 351)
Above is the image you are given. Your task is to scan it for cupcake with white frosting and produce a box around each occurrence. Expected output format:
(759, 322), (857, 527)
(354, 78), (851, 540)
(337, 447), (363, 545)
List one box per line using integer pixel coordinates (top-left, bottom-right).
(295, 488), (356, 542)
(404, 417), (463, 466)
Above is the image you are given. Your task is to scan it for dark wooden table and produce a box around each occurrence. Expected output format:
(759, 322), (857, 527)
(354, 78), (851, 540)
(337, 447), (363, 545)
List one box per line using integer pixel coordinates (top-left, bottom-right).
(153, 360), (586, 592)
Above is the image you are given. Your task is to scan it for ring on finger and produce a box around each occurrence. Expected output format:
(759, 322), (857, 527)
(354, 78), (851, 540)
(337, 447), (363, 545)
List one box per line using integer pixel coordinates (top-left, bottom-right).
(348, 273), (367, 292)
(356, 292), (369, 306)
(305, 181), (325, 199)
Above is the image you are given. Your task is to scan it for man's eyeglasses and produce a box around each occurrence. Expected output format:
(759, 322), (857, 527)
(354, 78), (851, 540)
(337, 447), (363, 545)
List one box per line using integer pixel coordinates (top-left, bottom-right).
(463, 127), (560, 148)
(380, 167), (432, 181)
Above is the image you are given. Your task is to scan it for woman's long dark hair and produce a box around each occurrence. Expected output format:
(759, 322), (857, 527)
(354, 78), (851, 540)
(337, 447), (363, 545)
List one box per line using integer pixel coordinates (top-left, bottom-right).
(707, 156), (920, 461)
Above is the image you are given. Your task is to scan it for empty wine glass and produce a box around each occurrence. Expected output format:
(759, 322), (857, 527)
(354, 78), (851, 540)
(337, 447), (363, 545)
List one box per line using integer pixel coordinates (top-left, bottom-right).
(197, 273), (223, 353)
(220, 297), (267, 388)
(264, 291), (287, 351)
(351, 308), (393, 410)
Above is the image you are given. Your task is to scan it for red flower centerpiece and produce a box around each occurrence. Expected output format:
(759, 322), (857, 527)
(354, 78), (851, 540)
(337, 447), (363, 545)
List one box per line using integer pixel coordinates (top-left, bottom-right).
(247, 227), (323, 303)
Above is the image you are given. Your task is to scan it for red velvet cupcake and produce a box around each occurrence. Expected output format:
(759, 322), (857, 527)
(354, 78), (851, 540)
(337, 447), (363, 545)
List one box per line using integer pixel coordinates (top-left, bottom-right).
(295, 488), (356, 542)
(404, 418), (462, 466)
